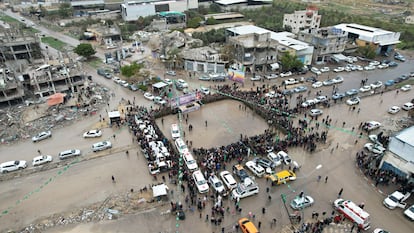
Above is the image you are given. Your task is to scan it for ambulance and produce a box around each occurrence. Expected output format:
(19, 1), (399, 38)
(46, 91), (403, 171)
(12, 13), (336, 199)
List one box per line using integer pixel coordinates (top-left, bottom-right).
(334, 199), (371, 230)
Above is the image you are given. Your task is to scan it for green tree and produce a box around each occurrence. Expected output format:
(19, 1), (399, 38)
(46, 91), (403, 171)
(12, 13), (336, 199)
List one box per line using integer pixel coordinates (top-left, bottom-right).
(205, 17), (217, 25)
(357, 45), (376, 59)
(73, 43), (96, 58)
(187, 16), (202, 28)
(121, 62), (144, 78)
(279, 53), (303, 72)
(58, 3), (73, 18)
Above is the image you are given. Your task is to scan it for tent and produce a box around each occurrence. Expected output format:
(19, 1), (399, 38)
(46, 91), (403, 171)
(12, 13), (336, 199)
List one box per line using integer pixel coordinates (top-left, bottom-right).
(47, 93), (66, 106)
(152, 183), (169, 198)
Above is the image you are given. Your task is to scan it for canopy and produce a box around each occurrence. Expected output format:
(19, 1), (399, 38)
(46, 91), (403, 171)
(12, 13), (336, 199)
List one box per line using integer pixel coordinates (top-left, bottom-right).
(152, 82), (168, 89)
(47, 93), (66, 106)
(270, 63), (279, 70)
(152, 183), (169, 197)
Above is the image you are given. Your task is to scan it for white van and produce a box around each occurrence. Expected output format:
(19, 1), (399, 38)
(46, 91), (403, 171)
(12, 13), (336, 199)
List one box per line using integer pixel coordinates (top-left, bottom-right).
(220, 170), (237, 190)
(171, 124), (180, 139)
(183, 151), (198, 171)
(192, 170), (209, 193)
(174, 138), (188, 154)
(231, 178), (259, 200)
(245, 161), (265, 177)
(402, 102), (414, 111)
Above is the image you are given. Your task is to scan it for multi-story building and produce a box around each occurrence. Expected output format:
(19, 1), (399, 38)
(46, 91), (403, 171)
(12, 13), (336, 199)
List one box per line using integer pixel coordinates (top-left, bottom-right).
(333, 23), (400, 55)
(283, 6), (321, 34)
(226, 25), (313, 73)
(180, 47), (228, 74)
(298, 27), (348, 64)
(0, 30), (42, 64)
(121, 0), (198, 21)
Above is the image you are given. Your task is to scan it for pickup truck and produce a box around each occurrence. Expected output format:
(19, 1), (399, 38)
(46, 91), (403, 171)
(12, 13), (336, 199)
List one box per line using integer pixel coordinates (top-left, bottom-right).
(283, 78), (299, 85)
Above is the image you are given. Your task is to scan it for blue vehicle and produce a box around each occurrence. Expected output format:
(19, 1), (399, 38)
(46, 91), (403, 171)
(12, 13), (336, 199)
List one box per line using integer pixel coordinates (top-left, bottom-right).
(332, 93), (346, 100)
(293, 86), (308, 93)
(384, 80), (395, 86)
(346, 89), (359, 96)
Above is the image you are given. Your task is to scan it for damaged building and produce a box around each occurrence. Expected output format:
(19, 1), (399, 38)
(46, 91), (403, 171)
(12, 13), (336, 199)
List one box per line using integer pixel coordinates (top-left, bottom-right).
(0, 28), (42, 63)
(181, 46), (228, 74)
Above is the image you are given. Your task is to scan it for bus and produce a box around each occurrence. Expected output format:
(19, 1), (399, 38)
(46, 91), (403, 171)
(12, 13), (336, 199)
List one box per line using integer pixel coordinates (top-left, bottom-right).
(334, 199), (370, 230)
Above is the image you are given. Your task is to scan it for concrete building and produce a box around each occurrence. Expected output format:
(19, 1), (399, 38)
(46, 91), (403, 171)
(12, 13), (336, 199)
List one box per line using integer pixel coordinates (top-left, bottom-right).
(298, 27), (348, 64)
(0, 30), (42, 64)
(120, 0), (198, 21)
(283, 6), (321, 34)
(180, 46), (228, 74)
(70, 0), (106, 17)
(381, 126), (414, 181)
(226, 25), (313, 73)
(86, 24), (122, 46)
(333, 23), (401, 55)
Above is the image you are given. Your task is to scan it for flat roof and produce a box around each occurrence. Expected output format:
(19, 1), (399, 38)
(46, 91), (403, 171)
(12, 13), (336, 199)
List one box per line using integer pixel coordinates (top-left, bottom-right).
(71, 0), (104, 6)
(215, 0), (247, 5)
(204, 12), (244, 20)
(228, 25), (311, 51)
(334, 23), (395, 38)
(395, 126), (414, 147)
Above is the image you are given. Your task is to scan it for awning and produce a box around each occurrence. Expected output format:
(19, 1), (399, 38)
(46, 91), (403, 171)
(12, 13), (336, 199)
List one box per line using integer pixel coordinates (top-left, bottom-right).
(270, 63), (279, 70)
(378, 40), (401, 46)
(152, 183), (169, 197)
(153, 82), (168, 89)
(108, 111), (120, 118)
(47, 93), (66, 106)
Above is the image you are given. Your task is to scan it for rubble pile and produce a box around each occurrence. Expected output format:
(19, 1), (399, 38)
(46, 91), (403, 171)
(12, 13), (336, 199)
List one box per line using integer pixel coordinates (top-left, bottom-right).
(15, 190), (161, 233)
(0, 83), (111, 145)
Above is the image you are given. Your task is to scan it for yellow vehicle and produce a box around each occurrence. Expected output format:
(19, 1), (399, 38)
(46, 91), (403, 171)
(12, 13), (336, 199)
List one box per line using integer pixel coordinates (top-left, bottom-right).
(266, 170), (296, 186)
(238, 217), (259, 233)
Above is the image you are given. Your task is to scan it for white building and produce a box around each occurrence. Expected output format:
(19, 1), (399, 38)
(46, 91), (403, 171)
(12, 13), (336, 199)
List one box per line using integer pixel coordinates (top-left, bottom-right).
(121, 0), (198, 21)
(333, 23), (400, 55)
(283, 7), (321, 34)
(381, 126), (414, 180)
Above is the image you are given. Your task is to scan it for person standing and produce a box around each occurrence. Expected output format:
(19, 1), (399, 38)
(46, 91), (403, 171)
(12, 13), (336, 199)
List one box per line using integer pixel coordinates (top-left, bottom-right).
(338, 188), (343, 198)
(325, 176), (328, 183)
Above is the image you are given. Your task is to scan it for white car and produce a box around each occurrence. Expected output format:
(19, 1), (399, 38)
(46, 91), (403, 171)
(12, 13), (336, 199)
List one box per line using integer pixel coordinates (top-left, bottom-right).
(312, 81), (323, 88)
(404, 204), (414, 221)
(401, 84), (412, 92)
(332, 76), (344, 84)
(363, 121), (381, 131)
(301, 99), (316, 108)
(166, 70), (176, 76)
(265, 74), (278, 80)
(383, 191), (411, 209)
(364, 143), (386, 154)
(170, 124), (180, 139)
(359, 85), (371, 93)
(177, 79), (188, 88)
(388, 106), (401, 114)
(311, 67), (321, 75)
(290, 195), (314, 210)
(112, 77), (121, 83)
(163, 79), (173, 85)
(119, 80), (128, 87)
(193, 170), (209, 193)
(277, 151), (291, 165)
(368, 134), (382, 146)
(369, 61), (380, 66)
(314, 95), (328, 103)
(209, 175), (225, 194)
(200, 87), (210, 95)
(32, 131), (52, 142)
(0, 160), (27, 173)
(245, 161), (265, 177)
(370, 81), (383, 89)
(320, 67), (330, 73)
(92, 141), (112, 152)
(83, 129), (102, 138)
(265, 91), (276, 98)
(377, 64), (389, 69)
(283, 78), (299, 85)
(333, 67), (344, 72)
(309, 108), (323, 116)
(32, 155), (53, 166)
(364, 65), (375, 71)
(267, 152), (282, 166)
(402, 102), (414, 111)
(154, 96), (167, 105)
(346, 97), (360, 106)
(250, 75), (261, 81)
(59, 149), (81, 159)
(144, 92), (154, 101)
(280, 71), (293, 77)
(220, 171), (237, 190)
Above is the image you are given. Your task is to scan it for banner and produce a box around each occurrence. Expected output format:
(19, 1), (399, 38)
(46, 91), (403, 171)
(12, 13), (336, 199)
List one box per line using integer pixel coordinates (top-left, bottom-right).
(228, 69), (245, 83)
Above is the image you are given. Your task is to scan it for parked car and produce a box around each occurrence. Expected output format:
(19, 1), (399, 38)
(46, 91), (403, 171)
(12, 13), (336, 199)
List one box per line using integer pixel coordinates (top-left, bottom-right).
(402, 102), (414, 111)
(83, 129), (102, 138)
(404, 204), (414, 221)
(359, 85), (371, 93)
(370, 81), (383, 89)
(32, 131), (52, 142)
(267, 152), (282, 167)
(199, 75), (211, 81)
(322, 79), (335, 86)
(309, 108), (323, 116)
(220, 170), (238, 190)
(383, 191), (411, 209)
(232, 164), (250, 181)
(277, 151), (292, 165)
(200, 87), (210, 95)
(346, 89), (359, 96)
(32, 155), (53, 166)
(283, 78), (299, 85)
(301, 99), (316, 108)
(306, 76), (317, 83)
(280, 71), (293, 77)
(0, 160), (27, 173)
(332, 76), (344, 84)
(153, 96), (167, 105)
(320, 67), (330, 73)
(311, 67), (321, 75)
(388, 106), (401, 114)
(92, 141), (112, 152)
(144, 92), (154, 101)
(293, 86), (307, 93)
(59, 149), (81, 159)
(165, 70), (176, 76)
(332, 93), (345, 100)
(388, 61), (398, 67)
(314, 95), (328, 104)
(290, 195), (314, 210)
(346, 97), (360, 106)
(265, 74), (278, 80)
(163, 79), (173, 85)
(252, 157), (276, 170)
(312, 81), (323, 88)
(177, 79), (188, 88)
(333, 67), (344, 72)
(363, 121), (381, 131)
(250, 75), (261, 81)
(364, 65), (375, 71)
(401, 84), (412, 92)
(245, 161), (265, 177)
(209, 174), (226, 194)
(364, 143), (386, 154)
(384, 80), (395, 86)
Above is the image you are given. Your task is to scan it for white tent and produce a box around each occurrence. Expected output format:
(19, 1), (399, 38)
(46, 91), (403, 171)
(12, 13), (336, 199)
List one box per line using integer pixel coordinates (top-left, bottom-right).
(152, 183), (169, 197)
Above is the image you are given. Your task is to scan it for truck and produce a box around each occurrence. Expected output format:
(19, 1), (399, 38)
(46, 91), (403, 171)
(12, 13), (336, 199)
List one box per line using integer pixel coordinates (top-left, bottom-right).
(383, 191), (411, 209)
(334, 199), (370, 230)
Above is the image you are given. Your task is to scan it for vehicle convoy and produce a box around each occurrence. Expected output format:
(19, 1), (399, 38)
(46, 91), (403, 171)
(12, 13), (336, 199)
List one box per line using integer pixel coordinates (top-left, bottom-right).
(334, 199), (370, 230)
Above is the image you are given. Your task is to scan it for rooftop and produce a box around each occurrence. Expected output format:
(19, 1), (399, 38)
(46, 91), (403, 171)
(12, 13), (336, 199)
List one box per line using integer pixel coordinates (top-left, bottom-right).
(395, 126), (414, 147)
(334, 23), (396, 38)
(215, 0), (247, 5)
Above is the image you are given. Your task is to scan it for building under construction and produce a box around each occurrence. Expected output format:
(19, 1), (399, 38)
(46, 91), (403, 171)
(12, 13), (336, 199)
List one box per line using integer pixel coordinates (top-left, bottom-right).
(0, 28), (42, 64)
